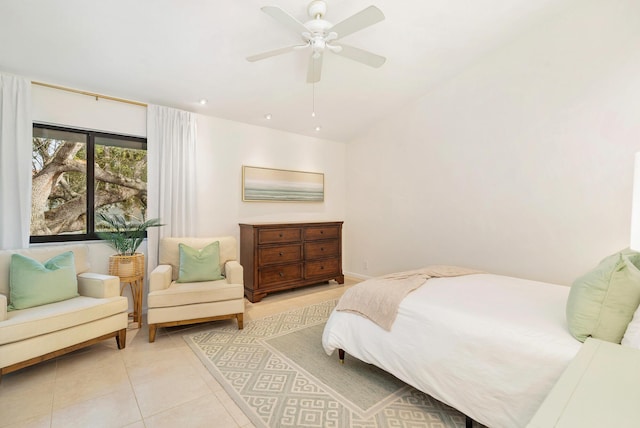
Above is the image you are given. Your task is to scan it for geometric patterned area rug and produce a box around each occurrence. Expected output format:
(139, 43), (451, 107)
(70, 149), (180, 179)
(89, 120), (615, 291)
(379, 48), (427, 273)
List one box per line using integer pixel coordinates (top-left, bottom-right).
(184, 300), (469, 428)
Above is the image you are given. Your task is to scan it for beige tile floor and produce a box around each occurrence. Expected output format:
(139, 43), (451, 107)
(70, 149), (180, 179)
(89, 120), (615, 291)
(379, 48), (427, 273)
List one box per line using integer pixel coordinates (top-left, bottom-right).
(0, 278), (358, 428)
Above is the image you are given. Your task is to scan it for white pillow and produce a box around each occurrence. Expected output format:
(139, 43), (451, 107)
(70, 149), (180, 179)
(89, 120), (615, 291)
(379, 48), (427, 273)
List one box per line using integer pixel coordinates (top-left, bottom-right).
(622, 304), (640, 348)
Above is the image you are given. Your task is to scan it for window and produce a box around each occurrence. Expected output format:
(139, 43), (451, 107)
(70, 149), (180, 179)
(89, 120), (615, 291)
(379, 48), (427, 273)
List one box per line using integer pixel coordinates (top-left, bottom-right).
(31, 124), (147, 243)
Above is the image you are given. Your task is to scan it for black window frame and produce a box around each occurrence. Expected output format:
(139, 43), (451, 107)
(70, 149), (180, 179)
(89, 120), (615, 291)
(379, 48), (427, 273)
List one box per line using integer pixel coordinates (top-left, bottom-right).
(30, 123), (148, 244)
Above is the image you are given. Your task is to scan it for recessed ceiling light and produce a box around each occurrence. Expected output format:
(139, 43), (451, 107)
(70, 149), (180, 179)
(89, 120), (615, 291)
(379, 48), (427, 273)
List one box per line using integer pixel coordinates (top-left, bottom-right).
(264, 113), (272, 120)
(199, 98), (208, 105)
(315, 126), (321, 132)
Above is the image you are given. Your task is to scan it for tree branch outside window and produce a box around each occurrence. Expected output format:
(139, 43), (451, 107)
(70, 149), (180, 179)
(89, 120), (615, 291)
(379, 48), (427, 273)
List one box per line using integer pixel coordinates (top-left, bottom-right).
(30, 124), (147, 243)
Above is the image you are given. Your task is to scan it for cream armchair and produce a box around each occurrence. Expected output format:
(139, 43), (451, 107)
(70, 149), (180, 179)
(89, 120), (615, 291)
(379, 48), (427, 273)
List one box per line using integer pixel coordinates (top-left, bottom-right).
(147, 236), (244, 342)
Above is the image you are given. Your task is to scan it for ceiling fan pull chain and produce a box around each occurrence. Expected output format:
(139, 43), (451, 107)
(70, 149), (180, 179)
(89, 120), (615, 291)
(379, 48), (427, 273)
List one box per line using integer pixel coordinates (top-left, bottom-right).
(312, 76), (316, 117)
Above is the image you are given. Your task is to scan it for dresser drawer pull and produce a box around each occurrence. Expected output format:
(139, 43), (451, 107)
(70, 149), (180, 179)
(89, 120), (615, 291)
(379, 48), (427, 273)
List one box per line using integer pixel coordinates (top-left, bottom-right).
(279, 272), (284, 277)
(320, 247), (324, 251)
(279, 233), (283, 237)
(320, 230), (324, 234)
(320, 265), (325, 270)
(279, 252), (283, 256)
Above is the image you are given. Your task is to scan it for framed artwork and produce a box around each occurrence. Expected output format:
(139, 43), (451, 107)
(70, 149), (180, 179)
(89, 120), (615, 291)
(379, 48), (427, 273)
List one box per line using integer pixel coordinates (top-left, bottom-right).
(242, 165), (324, 202)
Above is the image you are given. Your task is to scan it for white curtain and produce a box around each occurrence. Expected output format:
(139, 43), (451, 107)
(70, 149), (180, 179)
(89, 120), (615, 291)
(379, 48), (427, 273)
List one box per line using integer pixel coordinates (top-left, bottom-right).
(147, 104), (198, 271)
(0, 74), (32, 250)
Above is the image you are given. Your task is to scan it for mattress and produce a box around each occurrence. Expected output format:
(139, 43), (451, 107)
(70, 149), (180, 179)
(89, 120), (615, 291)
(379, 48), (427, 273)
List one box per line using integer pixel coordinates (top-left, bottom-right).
(322, 273), (582, 428)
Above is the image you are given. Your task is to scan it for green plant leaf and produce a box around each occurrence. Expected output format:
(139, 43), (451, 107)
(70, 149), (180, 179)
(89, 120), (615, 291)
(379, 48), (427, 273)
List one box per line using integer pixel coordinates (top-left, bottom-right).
(96, 213), (163, 255)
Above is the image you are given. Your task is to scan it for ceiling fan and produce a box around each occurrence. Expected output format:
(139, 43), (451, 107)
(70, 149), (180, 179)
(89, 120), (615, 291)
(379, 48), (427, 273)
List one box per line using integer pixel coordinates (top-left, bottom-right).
(247, 0), (386, 83)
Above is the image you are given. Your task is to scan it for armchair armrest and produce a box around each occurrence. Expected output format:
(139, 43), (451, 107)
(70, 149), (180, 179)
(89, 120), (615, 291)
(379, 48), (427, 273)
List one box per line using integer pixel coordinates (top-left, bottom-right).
(77, 273), (120, 298)
(225, 260), (244, 285)
(150, 264), (172, 292)
(0, 294), (6, 321)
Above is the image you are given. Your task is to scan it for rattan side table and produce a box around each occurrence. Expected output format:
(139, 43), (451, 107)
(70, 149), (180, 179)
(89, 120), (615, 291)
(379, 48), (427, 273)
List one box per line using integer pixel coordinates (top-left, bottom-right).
(108, 253), (145, 329)
(118, 273), (144, 328)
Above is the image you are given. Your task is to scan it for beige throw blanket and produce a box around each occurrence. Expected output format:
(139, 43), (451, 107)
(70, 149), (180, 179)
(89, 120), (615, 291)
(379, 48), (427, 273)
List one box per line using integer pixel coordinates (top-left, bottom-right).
(335, 265), (484, 331)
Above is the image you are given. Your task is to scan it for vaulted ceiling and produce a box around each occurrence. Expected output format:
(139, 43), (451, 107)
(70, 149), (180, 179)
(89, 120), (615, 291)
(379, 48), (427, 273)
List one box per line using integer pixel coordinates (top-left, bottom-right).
(0, 0), (577, 141)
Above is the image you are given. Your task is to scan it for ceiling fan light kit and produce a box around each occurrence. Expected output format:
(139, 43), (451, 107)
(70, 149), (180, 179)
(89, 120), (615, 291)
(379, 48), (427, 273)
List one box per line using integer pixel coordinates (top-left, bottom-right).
(247, 0), (386, 83)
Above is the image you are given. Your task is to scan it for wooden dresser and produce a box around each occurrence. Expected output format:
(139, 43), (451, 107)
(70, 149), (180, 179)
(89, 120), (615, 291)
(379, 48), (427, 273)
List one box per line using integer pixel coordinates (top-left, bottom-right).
(239, 221), (344, 303)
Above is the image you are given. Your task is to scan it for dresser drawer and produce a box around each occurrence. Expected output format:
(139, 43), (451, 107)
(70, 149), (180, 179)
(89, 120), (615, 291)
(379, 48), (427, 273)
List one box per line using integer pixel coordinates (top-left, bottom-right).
(305, 257), (340, 279)
(259, 263), (303, 287)
(258, 244), (302, 265)
(258, 228), (302, 244)
(304, 225), (340, 241)
(304, 240), (339, 260)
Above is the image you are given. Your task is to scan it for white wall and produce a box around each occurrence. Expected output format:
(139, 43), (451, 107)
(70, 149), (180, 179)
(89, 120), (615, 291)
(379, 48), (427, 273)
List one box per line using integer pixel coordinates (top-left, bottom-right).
(194, 114), (347, 239)
(30, 0), (640, 287)
(32, 84), (147, 137)
(30, 85), (347, 307)
(346, 0), (640, 285)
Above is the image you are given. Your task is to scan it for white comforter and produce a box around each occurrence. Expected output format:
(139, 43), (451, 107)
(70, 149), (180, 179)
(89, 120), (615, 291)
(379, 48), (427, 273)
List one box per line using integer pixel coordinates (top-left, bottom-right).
(322, 273), (581, 428)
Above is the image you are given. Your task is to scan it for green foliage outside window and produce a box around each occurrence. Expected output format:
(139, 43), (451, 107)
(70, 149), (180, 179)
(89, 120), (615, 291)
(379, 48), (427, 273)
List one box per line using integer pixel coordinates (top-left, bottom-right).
(30, 124), (147, 242)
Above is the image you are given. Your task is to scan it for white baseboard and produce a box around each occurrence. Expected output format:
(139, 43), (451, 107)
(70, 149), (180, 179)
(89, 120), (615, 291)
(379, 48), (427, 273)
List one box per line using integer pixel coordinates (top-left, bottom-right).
(344, 271), (372, 281)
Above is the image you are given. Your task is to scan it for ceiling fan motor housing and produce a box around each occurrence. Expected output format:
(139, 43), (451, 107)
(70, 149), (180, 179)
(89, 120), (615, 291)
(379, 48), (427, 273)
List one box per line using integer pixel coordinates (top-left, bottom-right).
(305, 1), (338, 57)
(308, 1), (327, 19)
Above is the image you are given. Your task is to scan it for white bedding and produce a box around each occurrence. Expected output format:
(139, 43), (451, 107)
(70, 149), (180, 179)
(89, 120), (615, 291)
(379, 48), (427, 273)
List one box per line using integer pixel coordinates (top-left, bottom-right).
(322, 273), (582, 428)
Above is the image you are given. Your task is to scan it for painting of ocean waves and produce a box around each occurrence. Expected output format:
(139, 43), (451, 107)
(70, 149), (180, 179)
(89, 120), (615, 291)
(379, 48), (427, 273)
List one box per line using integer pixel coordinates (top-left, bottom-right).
(243, 166), (324, 202)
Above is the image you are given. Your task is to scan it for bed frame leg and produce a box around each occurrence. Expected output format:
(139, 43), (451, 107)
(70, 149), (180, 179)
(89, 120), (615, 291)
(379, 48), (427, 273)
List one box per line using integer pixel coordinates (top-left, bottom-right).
(465, 415), (473, 428)
(338, 348), (345, 364)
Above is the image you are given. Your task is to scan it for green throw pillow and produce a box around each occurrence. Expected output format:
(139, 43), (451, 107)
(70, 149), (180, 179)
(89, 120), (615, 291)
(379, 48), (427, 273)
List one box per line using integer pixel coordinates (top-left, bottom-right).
(177, 242), (224, 283)
(566, 249), (640, 343)
(8, 251), (79, 311)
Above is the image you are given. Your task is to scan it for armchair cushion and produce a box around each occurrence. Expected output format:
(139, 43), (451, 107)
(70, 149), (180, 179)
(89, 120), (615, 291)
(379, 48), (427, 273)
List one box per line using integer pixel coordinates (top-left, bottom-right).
(177, 242), (224, 283)
(8, 252), (79, 311)
(0, 296), (127, 346)
(148, 279), (242, 308)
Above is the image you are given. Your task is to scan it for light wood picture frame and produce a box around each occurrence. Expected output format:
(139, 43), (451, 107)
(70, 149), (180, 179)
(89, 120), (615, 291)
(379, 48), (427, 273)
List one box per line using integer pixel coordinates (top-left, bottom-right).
(242, 166), (324, 202)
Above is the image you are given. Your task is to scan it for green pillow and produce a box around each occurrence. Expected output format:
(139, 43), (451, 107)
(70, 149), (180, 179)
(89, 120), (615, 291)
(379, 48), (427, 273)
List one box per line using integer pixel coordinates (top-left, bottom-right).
(8, 251), (79, 311)
(177, 242), (224, 283)
(566, 250), (640, 343)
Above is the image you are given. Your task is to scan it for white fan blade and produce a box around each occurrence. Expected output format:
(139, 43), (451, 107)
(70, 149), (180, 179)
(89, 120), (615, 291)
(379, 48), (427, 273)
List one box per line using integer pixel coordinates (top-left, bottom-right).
(333, 43), (386, 68)
(247, 45), (299, 62)
(261, 5), (309, 35)
(307, 53), (323, 83)
(330, 6), (385, 39)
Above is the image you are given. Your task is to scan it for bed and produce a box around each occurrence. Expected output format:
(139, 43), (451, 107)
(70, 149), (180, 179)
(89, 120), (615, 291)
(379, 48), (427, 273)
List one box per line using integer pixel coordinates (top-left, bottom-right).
(322, 270), (582, 428)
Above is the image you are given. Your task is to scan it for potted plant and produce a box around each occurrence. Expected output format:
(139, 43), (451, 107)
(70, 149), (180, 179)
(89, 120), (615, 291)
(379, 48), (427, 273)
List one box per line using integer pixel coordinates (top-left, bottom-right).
(96, 213), (163, 278)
